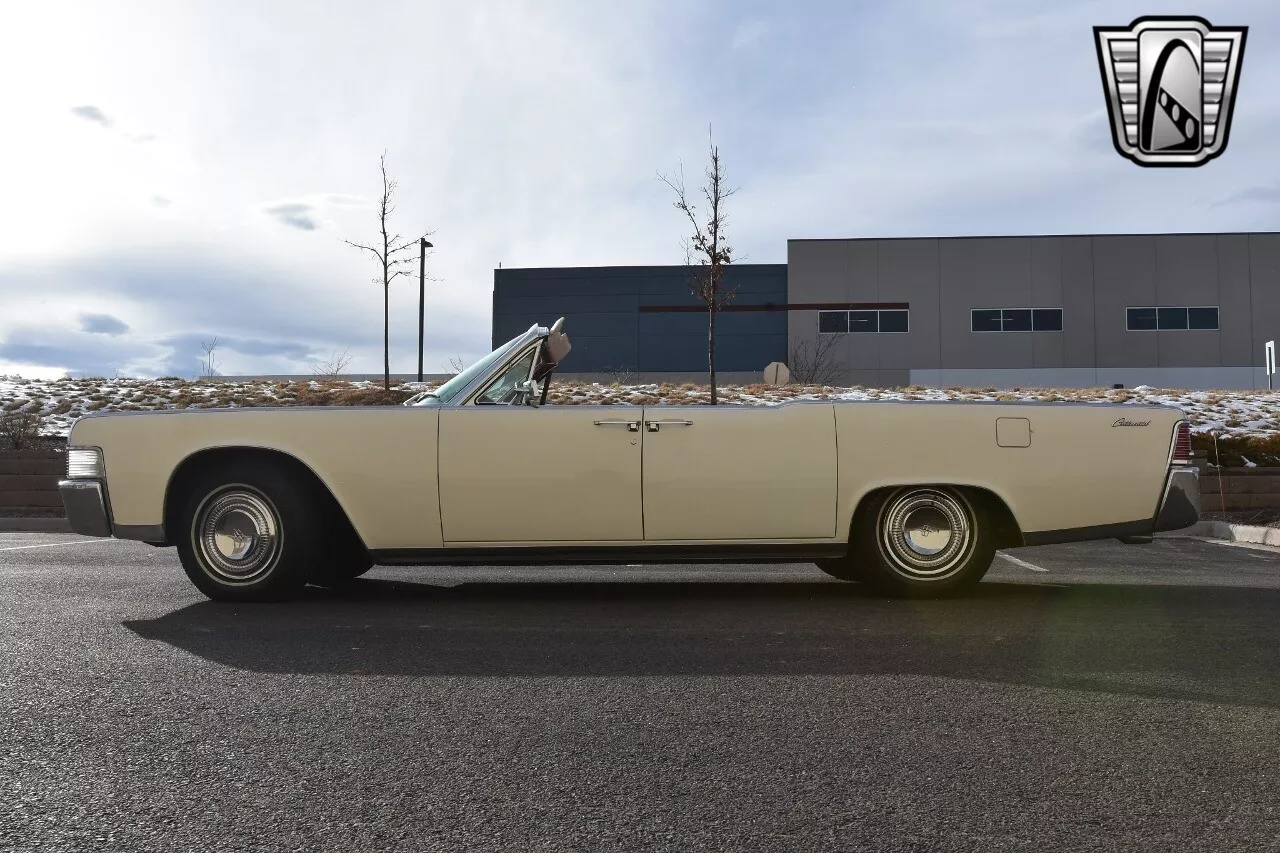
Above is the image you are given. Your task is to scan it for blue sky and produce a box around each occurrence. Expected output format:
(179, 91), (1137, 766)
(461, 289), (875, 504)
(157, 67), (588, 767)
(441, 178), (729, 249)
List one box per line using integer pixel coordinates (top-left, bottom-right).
(0, 0), (1276, 378)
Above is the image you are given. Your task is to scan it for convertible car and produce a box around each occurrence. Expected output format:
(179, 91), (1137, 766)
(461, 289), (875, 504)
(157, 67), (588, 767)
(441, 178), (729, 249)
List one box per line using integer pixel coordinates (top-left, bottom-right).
(59, 318), (1200, 601)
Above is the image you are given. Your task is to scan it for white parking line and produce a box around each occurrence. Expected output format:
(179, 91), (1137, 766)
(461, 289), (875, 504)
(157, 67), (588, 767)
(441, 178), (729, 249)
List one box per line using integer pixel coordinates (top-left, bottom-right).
(997, 551), (1049, 573)
(0, 540), (123, 553)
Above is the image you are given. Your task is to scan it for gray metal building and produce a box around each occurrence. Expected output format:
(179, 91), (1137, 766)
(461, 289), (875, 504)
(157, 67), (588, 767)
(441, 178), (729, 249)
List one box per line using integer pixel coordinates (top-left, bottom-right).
(492, 232), (1280, 389)
(788, 232), (1279, 389)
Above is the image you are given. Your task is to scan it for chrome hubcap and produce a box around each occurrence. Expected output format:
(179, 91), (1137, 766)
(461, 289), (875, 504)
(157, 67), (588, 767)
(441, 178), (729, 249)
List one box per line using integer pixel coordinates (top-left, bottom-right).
(194, 488), (281, 583)
(880, 489), (972, 580)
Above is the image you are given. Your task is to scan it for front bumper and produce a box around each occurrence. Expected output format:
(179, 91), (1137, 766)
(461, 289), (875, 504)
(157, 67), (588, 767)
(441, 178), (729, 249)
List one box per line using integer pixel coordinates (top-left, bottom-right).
(58, 480), (112, 537)
(1153, 467), (1200, 532)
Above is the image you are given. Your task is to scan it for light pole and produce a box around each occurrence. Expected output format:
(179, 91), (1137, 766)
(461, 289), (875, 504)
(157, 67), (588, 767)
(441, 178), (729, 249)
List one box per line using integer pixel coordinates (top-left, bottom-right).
(418, 238), (433, 382)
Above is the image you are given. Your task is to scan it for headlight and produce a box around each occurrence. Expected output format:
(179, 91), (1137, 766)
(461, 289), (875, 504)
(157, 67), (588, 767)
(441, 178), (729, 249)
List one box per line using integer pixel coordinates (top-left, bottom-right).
(66, 447), (105, 479)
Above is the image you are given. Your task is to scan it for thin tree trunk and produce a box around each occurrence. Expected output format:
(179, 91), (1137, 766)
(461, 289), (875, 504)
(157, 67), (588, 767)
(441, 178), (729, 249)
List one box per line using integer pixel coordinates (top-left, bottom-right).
(383, 277), (391, 391)
(708, 301), (717, 405)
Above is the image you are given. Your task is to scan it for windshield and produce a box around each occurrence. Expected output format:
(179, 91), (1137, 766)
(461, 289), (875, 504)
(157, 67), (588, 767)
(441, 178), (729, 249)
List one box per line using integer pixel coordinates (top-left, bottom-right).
(476, 349), (537, 404)
(416, 335), (524, 406)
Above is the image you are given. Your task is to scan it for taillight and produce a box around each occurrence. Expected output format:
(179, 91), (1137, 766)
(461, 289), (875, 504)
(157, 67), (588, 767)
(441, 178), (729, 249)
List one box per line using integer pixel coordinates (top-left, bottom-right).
(1171, 421), (1192, 466)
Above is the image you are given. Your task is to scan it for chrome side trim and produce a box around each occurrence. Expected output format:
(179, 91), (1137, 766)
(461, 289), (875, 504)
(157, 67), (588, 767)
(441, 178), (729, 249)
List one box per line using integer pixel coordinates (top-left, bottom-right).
(371, 542), (847, 566)
(58, 480), (112, 537)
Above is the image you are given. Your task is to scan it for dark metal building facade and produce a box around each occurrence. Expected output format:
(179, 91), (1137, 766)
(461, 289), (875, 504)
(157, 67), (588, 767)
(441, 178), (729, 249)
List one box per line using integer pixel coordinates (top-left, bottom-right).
(492, 264), (788, 374)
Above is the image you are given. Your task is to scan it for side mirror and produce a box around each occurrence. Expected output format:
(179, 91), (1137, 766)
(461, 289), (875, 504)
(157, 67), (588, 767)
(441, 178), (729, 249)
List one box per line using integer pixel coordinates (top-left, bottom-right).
(513, 379), (540, 407)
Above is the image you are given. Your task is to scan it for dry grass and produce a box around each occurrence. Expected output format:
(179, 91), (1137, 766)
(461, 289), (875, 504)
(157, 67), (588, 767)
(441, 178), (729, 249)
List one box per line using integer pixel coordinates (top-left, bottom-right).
(5, 376), (1279, 464)
(1194, 432), (1280, 467)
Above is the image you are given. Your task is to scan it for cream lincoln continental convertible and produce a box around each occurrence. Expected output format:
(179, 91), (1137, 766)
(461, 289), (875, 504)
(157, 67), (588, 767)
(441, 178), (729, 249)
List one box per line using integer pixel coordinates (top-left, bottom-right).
(59, 318), (1200, 601)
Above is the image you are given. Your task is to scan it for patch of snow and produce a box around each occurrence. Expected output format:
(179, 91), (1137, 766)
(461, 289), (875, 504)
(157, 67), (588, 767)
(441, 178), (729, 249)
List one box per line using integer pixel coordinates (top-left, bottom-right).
(3, 376), (1278, 440)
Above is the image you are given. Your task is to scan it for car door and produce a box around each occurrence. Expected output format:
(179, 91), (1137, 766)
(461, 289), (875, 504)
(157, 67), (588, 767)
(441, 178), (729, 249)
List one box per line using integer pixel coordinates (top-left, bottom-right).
(640, 403), (839, 541)
(437, 349), (642, 544)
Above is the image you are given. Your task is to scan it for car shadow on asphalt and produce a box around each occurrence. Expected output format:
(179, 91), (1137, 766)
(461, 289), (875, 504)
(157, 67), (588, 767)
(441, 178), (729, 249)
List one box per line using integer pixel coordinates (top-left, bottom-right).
(122, 577), (1280, 709)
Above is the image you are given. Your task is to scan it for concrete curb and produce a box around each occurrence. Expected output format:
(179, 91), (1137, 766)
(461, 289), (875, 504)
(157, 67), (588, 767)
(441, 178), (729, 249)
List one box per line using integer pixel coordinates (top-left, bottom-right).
(0, 518), (71, 532)
(1165, 519), (1280, 547)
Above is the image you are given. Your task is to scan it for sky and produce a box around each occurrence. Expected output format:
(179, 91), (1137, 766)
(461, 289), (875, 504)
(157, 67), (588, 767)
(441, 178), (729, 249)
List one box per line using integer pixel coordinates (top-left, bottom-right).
(0, 0), (1277, 379)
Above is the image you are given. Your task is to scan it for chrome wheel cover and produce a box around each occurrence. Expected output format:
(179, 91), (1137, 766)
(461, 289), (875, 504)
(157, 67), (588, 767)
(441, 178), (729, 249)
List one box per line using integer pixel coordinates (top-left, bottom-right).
(192, 486), (282, 584)
(878, 488), (973, 581)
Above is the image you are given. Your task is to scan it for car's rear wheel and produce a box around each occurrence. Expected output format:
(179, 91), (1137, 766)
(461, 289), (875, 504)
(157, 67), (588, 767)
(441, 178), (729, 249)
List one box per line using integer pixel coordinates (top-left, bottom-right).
(176, 463), (318, 602)
(852, 486), (994, 598)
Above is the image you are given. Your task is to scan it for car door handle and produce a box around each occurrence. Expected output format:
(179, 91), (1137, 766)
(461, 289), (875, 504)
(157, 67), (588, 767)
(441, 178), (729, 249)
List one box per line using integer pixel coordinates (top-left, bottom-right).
(645, 420), (693, 432)
(593, 420), (640, 432)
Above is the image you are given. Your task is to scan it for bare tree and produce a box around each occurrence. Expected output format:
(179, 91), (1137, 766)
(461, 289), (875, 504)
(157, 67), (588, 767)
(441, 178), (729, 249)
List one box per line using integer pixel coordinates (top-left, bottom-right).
(344, 151), (434, 390)
(0, 411), (44, 450)
(788, 334), (847, 386)
(442, 356), (467, 376)
(659, 128), (740, 404)
(199, 338), (221, 379)
(603, 365), (636, 386)
(311, 349), (353, 380)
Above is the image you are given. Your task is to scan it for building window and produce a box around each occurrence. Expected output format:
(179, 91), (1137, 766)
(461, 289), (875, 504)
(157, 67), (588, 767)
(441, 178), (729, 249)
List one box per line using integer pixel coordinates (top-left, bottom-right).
(1126, 306), (1219, 331)
(818, 309), (909, 334)
(971, 308), (1063, 332)
(971, 309), (1002, 332)
(1032, 309), (1063, 331)
(818, 311), (848, 333)
(849, 310), (877, 333)
(879, 310), (909, 333)
(1127, 307), (1157, 330)
(1188, 307), (1219, 329)
(1002, 309), (1032, 332)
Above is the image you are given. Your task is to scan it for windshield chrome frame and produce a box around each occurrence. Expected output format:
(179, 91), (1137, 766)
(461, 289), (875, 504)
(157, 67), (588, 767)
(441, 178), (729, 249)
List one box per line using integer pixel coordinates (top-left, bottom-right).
(409, 323), (550, 408)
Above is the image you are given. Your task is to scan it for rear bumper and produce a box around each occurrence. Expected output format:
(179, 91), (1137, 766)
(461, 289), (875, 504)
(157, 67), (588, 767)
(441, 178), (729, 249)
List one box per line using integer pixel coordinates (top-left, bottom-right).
(1153, 467), (1201, 532)
(58, 479), (112, 537)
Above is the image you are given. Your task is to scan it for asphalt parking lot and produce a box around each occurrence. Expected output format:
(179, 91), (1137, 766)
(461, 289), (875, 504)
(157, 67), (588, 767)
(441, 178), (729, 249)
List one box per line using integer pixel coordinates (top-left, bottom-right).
(2, 534), (1278, 852)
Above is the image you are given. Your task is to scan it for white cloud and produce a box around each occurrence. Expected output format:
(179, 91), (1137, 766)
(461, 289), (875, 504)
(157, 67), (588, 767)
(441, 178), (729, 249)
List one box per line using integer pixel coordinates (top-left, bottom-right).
(69, 104), (112, 127)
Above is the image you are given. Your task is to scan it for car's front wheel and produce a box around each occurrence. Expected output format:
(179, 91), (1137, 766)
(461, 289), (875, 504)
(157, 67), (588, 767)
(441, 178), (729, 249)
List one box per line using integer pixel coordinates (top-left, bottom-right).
(175, 463), (319, 602)
(851, 486), (995, 598)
